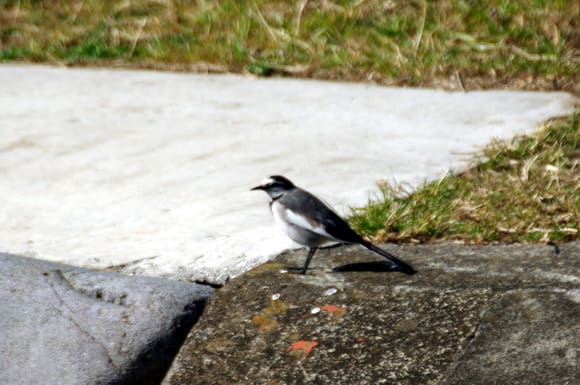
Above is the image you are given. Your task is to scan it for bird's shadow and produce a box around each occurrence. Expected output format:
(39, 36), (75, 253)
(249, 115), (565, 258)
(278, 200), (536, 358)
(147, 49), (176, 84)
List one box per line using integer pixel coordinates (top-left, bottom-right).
(331, 261), (402, 273)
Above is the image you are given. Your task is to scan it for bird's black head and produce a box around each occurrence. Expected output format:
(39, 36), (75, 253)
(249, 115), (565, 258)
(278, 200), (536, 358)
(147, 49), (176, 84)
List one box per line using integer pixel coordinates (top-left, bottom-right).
(251, 175), (296, 198)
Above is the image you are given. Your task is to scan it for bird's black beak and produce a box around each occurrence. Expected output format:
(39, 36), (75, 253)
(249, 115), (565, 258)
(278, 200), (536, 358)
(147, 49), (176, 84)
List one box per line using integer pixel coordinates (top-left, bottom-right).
(250, 185), (264, 191)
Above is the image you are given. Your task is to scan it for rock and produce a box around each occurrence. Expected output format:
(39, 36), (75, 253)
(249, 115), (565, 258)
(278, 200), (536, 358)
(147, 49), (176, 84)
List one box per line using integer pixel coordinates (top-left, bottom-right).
(163, 242), (579, 385)
(441, 291), (579, 385)
(0, 253), (214, 385)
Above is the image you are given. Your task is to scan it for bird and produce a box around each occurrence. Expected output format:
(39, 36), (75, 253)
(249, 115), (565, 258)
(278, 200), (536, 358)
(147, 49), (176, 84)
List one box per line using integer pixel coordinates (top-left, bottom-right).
(251, 175), (416, 275)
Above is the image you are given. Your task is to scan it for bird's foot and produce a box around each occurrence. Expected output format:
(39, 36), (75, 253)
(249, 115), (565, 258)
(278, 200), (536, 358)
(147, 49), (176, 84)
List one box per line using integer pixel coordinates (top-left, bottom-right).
(284, 266), (307, 275)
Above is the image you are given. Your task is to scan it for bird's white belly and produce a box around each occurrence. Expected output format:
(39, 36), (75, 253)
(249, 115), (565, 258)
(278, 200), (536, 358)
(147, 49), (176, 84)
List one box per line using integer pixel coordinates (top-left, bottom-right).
(271, 201), (334, 247)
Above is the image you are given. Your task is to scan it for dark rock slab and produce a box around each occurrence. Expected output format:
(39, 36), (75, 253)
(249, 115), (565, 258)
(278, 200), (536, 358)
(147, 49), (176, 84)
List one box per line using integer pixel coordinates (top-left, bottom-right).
(0, 253), (214, 385)
(163, 242), (579, 385)
(441, 290), (579, 385)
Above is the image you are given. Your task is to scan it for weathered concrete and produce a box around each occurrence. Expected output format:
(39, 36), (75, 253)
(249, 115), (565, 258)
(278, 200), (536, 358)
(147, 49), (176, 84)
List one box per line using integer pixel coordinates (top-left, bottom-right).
(0, 253), (214, 385)
(163, 242), (579, 385)
(0, 64), (576, 285)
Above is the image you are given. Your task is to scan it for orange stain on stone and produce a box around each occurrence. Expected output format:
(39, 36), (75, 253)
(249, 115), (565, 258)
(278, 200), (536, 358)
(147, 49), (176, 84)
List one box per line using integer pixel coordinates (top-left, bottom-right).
(252, 315), (278, 332)
(321, 304), (347, 317)
(286, 340), (319, 357)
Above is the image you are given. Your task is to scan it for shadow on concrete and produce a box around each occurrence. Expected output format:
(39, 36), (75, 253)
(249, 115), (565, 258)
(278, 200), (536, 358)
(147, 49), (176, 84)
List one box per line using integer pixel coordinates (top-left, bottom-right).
(117, 301), (209, 385)
(331, 260), (402, 273)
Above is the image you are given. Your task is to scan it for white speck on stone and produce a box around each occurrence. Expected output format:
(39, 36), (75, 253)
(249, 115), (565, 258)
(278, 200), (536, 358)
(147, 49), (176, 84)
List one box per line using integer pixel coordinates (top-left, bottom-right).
(535, 271), (580, 284)
(564, 289), (580, 304)
(565, 347), (577, 364)
(271, 293), (281, 301)
(310, 307), (321, 315)
(323, 287), (338, 296)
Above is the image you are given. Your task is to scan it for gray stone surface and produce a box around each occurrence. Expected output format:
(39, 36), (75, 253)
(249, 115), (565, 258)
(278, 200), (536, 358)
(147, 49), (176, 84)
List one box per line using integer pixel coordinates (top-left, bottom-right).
(0, 253), (214, 385)
(163, 242), (579, 385)
(441, 291), (579, 385)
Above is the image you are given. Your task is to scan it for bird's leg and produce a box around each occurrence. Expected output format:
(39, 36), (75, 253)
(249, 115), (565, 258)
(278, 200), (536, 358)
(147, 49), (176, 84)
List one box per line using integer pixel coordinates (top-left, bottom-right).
(285, 247), (319, 274)
(300, 247), (318, 275)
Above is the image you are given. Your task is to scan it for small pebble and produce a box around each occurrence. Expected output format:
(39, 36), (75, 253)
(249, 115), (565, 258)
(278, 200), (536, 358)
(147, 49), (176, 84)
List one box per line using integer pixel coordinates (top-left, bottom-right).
(271, 293), (281, 301)
(310, 307), (321, 315)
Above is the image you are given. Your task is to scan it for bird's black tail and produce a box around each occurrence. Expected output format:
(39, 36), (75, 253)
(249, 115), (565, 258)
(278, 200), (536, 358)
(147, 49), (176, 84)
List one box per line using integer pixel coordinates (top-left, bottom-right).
(361, 241), (417, 275)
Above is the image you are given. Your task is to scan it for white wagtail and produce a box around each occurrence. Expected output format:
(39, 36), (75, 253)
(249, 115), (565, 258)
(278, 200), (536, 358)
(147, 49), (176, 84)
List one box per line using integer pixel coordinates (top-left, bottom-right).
(251, 175), (416, 275)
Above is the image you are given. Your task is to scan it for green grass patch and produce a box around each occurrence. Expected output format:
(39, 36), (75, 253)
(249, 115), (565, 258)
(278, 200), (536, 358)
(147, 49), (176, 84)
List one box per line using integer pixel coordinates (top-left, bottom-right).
(60, 22), (133, 63)
(350, 113), (579, 243)
(0, 0), (577, 89)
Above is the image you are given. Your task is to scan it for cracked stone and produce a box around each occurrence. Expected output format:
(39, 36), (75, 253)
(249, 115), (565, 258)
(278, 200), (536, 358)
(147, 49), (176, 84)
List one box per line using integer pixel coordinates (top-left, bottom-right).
(0, 253), (214, 385)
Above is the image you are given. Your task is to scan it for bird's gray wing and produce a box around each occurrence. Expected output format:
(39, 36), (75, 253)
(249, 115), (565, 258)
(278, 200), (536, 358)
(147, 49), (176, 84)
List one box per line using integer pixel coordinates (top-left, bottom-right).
(279, 189), (363, 243)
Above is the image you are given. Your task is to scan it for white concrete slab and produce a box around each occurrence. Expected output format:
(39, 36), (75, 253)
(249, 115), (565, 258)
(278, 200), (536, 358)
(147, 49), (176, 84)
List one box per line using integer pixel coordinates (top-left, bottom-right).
(0, 65), (575, 284)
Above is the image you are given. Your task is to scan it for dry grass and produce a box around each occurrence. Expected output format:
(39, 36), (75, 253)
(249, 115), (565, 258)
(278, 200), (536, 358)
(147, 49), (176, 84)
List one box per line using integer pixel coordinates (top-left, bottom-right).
(1, 0), (578, 91)
(350, 113), (579, 243)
